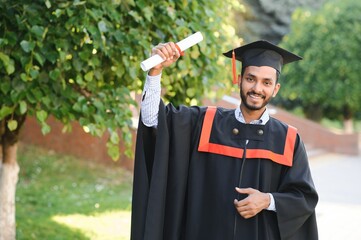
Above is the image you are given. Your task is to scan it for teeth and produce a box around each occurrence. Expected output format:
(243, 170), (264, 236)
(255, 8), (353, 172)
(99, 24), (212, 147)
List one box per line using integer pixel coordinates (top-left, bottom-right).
(249, 93), (262, 99)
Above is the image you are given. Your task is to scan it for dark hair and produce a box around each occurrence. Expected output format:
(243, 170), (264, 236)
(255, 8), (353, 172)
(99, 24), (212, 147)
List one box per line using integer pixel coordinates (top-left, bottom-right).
(241, 67), (280, 82)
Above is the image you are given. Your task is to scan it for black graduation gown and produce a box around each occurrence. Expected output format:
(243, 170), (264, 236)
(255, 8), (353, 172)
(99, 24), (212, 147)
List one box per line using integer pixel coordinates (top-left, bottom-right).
(131, 101), (318, 240)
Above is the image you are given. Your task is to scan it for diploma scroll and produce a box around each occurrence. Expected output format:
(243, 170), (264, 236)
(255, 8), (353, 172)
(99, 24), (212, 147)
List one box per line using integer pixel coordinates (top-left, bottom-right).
(140, 31), (204, 71)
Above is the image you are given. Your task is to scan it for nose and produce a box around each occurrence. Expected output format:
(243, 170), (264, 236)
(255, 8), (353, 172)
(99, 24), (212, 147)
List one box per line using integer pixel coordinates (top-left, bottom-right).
(252, 81), (262, 93)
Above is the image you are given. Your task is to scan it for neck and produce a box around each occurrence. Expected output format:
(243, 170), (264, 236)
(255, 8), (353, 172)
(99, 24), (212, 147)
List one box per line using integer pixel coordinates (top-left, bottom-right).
(240, 104), (266, 123)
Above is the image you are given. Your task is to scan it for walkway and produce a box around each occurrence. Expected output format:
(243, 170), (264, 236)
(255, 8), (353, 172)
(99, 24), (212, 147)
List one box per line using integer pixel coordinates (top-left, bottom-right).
(310, 153), (361, 240)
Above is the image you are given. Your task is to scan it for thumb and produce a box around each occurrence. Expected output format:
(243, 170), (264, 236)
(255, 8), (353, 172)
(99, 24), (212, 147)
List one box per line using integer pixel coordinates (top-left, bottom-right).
(235, 187), (256, 194)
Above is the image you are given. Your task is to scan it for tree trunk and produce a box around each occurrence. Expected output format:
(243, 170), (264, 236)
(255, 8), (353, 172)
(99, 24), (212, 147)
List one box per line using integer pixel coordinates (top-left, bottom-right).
(343, 105), (354, 134)
(0, 143), (19, 240)
(0, 114), (25, 240)
(304, 104), (323, 122)
(343, 118), (353, 134)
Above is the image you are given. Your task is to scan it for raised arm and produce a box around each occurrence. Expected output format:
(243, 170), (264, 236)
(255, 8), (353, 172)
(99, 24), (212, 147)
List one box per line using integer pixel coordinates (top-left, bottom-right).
(140, 42), (181, 127)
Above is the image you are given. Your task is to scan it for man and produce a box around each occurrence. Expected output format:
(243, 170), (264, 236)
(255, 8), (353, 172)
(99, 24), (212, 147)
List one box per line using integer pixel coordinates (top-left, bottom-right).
(131, 40), (318, 240)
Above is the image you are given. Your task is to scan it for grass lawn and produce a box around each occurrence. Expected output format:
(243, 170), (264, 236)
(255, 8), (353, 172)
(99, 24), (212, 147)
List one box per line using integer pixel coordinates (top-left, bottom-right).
(16, 144), (133, 239)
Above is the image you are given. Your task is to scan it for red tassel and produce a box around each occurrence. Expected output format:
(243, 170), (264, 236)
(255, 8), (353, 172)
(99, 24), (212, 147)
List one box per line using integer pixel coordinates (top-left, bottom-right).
(232, 50), (237, 84)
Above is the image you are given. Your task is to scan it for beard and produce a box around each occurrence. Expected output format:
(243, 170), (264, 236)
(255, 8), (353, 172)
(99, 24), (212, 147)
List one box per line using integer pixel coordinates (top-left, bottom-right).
(240, 86), (273, 111)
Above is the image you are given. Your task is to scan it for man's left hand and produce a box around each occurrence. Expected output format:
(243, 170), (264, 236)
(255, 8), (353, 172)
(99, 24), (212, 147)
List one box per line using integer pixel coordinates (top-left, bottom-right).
(233, 187), (270, 219)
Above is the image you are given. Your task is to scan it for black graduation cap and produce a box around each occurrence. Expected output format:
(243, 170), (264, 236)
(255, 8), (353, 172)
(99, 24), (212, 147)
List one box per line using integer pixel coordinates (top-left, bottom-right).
(223, 40), (302, 84)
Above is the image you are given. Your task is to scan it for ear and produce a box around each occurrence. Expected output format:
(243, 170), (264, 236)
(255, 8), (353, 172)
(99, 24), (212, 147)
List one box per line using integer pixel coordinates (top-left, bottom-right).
(272, 83), (281, 97)
(238, 74), (241, 88)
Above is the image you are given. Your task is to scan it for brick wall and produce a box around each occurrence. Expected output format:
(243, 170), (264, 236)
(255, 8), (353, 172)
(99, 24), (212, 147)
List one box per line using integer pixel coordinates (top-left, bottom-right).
(20, 116), (136, 170)
(270, 107), (360, 155)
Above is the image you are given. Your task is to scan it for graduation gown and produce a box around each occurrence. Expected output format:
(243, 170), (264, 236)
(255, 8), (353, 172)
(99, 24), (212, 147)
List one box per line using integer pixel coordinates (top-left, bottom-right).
(131, 101), (318, 240)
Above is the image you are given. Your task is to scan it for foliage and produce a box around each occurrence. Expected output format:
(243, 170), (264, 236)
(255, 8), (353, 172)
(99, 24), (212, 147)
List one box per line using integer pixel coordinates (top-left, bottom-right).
(278, 0), (361, 122)
(0, 0), (242, 159)
(16, 144), (132, 239)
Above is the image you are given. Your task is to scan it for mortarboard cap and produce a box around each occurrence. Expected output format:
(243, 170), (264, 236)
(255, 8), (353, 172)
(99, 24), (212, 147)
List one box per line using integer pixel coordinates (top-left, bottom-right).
(223, 40), (302, 84)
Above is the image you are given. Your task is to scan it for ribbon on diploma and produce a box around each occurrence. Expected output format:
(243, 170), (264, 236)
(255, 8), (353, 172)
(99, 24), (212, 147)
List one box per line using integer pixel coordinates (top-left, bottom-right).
(175, 44), (185, 56)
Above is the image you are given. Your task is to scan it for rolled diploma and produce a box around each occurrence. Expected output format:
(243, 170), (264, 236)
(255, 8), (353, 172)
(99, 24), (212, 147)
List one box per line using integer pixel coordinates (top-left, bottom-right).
(140, 31), (204, 71)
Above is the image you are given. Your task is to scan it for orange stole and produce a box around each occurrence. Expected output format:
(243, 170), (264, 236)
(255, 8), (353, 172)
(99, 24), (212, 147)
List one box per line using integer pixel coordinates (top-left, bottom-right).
(198, 106), (297, 167)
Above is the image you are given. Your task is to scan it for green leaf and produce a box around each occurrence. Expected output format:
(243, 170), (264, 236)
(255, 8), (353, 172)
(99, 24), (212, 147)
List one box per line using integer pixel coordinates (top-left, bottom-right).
(125, 148), (133, 158)
(72, 102), (82, 112)
(30, 68), (40, 79)
(79, 51), (91, 61)
(31, 88), (43, 100)
(19, 101), (27, 114)
(0, 38), (8, 47)
(0, 52), (15, 74)
(126, 0), (136, 6)
(0, 52), (10, 63)
(62, 123), (72, 133)
(135, 0), (147, 8)
(41, 122), (51, 135)
(0, 80), (11, 94)
(34, 52), (46, 66)
(75, 75), (85, 86)
(59, 51), (66, 61)
(54, 9), (64, 18)
(0, 106), (13, 119)
(45, 50), (58, 64)
(36, 110), (48, 122)
(110, 131), (120, 144)
(49, 69), (61, 80)
(106, 142), (120, 161)
(7, 119), (18, 131)
(98, 20), (108, 33)
(6, 59), (15, 74)
(72, 57), (83, 72)
(142, 7), (153, 22)
(129, 11), (142, 22)
(45, 0), (51, 8)
(186, 88), (196, 97)
(90, 57), (100, 67)
(20, 40), (35, 53)
(84, 71), (94, 82)
(81, 104), (89, 114)
(31, 25), (45, 39)
(41, 96), (51, 108)
(93, 99), (104, 111)
(20, 73), (29, 81)
(73, 0), (86, 6)
(25, 92), (37, 104)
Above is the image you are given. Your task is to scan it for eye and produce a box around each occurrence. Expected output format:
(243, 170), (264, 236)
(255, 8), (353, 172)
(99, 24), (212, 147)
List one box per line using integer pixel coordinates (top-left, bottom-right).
(264, 80), (272, 86)
(246, 77), (254, 82)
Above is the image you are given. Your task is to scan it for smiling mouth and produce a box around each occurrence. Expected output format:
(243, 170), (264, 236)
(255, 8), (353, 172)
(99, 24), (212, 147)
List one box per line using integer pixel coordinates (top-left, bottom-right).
(248, 92), (265, 99)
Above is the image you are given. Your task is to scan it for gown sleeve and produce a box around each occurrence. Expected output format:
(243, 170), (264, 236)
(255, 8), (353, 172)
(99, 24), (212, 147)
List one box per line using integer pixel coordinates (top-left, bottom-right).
(272, 136), (319, 240)
(131, 100), (203, 240)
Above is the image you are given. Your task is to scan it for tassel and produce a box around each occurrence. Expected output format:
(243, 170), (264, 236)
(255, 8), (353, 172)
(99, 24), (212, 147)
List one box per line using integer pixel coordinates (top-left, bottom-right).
(232, 50), (237, 84)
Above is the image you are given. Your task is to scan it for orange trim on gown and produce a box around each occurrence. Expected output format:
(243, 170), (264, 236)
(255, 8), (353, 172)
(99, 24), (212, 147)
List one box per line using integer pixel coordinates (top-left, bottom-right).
(198, 106), (297, 167)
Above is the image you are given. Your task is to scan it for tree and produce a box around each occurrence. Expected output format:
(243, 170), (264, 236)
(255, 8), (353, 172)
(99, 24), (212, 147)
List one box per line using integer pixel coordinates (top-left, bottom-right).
(0, 0), (242, 238)
(278, 0), (361, 132)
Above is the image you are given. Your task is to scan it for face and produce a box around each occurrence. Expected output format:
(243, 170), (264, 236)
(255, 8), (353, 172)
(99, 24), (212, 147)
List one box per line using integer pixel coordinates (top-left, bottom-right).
(239, 66), (280, 112)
